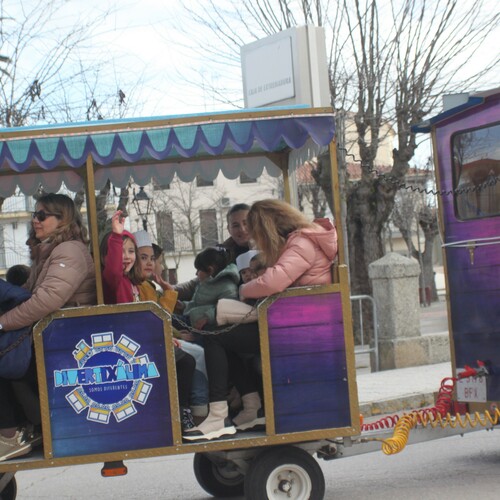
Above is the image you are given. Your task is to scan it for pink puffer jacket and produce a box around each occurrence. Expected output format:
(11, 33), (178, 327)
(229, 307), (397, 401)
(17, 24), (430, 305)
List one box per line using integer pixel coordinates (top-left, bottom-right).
(240, 218), (337, 299)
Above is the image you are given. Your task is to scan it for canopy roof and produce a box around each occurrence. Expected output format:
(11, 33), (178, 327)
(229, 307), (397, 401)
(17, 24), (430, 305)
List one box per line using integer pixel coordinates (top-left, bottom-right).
(0, 106), (335, 196)
(413, 87), (500, 133)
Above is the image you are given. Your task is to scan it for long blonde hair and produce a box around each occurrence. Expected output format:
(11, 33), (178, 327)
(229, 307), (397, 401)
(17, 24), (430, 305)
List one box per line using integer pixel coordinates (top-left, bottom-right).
(247, 199), (312, 266)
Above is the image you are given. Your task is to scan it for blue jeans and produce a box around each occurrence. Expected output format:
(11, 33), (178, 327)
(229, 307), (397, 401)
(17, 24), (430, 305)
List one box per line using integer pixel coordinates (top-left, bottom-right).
(178, 340), (208, 407)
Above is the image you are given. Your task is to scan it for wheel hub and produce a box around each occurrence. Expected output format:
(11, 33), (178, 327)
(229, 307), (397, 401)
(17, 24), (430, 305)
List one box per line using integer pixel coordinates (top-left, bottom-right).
(269, 466), (311, 499)
(278, 478), (292, 493)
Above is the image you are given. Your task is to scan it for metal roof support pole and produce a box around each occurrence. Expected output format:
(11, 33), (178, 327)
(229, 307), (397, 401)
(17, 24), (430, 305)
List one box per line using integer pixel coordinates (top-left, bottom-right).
(281, 154), (291, 203)
(265, 151), (292, 203)
(84, 153), (104, 305)
(329, 139), (347, 267)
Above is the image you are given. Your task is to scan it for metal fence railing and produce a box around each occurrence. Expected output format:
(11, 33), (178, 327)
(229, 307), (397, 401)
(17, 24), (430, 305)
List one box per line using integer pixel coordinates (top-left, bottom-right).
(350, 294), (379, 372)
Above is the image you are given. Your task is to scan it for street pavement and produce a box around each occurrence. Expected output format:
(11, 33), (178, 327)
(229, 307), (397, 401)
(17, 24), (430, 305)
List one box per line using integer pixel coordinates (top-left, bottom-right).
(356, 298), (453, 417)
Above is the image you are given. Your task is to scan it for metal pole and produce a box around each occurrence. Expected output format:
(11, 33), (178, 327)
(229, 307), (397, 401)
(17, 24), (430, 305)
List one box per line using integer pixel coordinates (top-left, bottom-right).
(84, 154), (104, 305)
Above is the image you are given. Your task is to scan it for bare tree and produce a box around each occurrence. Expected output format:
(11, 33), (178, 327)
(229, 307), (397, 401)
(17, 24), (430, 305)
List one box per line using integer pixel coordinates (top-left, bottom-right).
(391, 167), (440, 304)
(0, 1), (143, 134)
(0, 0), (150, 240)
(176, 0), (499, 295)
(416, 204), (440, 302)
(297, 160), (329, 218)
(0, 0), (114, 126)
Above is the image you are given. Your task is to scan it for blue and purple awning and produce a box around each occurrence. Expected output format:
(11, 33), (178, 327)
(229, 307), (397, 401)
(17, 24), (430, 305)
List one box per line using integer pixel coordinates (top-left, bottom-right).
(0, 106), (335, 196)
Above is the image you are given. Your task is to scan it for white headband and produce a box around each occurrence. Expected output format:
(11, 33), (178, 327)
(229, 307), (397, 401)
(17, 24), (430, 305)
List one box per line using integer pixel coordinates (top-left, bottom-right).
(133, 230), (152, 248)
(236, 250), (260, 271)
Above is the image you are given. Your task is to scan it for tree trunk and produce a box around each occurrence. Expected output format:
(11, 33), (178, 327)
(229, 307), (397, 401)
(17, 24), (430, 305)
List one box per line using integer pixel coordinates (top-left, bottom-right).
(347, 178), (396, 295)
(417, 207), (439, 303)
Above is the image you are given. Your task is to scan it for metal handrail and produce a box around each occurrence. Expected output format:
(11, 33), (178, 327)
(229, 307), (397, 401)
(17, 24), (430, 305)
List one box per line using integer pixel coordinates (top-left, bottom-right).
(350, 294), (379, 372)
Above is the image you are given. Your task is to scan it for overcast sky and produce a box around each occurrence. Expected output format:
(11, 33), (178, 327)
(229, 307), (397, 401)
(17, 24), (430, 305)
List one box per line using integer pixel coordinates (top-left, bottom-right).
(83, 0), (500, 112)
(77, 0), (500, 114)
(70, 0), (240, 116)
(8, 0), (498, 118)
(4, 0), (499, 164)
(77, 0), (500, 165)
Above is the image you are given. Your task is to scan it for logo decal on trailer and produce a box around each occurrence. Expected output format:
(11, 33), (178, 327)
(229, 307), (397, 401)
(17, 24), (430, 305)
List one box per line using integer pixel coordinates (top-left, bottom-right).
(54, 332), (159, 424)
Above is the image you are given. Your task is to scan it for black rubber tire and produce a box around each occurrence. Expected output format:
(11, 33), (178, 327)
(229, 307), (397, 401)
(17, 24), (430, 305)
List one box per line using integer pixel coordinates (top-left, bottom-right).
(193, 452), (245, 498)
(0, 475), (17, 500)
(244, 446), (325, 500)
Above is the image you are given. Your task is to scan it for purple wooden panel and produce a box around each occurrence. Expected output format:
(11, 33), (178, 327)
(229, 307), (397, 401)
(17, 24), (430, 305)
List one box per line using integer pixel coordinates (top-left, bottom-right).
(273, 382), (349, 414)
(267, 293), (342, 326)
(267, 292), (350, 433)
(271, 351), (347, 385)
(264, 323), (346, 356)
(274, 412), (350, 434)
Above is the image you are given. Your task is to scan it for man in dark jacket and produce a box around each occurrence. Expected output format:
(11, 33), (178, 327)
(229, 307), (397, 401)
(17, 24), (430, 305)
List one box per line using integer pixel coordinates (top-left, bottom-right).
(174, 203), (250, 302)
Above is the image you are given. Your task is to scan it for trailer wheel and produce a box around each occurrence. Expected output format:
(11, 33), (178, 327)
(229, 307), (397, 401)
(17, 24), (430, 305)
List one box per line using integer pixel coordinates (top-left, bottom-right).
(0, 474), (17, 500)
(193, 452), (245, 497)
(244, 446), (325, 500)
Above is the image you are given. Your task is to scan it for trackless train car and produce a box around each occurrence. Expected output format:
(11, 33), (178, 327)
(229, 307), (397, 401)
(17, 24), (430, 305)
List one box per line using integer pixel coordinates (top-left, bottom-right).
(0, 91), (498, 499)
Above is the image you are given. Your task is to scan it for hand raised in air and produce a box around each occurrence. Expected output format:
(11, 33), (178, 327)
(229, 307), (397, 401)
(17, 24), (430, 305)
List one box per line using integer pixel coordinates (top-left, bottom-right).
(111, 210), (127, 235)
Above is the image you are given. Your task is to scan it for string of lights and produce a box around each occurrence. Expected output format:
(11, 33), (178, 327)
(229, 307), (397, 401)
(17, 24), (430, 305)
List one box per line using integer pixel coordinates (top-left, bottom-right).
(340, 150), (499, 197)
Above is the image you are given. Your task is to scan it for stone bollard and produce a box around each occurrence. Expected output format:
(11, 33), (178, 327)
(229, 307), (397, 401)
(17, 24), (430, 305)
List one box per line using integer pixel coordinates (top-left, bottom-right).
(368, 252), (448, 370)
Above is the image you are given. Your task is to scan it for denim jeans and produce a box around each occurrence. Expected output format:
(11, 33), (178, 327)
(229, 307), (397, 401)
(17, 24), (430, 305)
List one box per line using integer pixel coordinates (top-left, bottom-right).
(178, 340), (209, 406)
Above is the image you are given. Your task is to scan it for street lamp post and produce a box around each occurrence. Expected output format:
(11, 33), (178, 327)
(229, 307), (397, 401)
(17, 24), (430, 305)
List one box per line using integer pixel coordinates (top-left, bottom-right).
(132, 187), (152, 231)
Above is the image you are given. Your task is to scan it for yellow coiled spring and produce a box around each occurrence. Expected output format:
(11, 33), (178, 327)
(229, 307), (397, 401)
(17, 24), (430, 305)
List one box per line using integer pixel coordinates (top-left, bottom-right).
(379, 407), (500, 455)
(363, 376), (500, 455)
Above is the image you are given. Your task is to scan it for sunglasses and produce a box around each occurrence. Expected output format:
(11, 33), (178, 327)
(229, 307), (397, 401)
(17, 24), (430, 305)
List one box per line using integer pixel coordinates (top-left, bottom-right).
(32, 210), (60, 222)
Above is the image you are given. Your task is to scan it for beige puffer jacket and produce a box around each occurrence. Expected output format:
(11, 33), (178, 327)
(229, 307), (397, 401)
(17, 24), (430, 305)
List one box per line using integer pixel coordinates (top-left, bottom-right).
(0, 240), (96, 331)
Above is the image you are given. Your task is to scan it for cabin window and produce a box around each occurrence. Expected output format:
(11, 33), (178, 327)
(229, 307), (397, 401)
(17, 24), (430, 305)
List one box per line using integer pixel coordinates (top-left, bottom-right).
(199, 209), (218, 247)
(153, 179), (170, 190)
(452, 122), (500, 220)
(156, 211), (175, 251)
(239, 172), (257, 184)
(196, 175), (214, 187)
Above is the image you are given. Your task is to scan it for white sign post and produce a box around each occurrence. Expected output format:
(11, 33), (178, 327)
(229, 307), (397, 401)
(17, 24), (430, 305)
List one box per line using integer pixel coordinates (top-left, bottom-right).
(241, 26), (330, 108)
(243, 38), (295, 108)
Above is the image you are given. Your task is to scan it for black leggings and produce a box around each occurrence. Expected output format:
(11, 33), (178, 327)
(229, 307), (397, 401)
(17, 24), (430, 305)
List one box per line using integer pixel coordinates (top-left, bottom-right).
(175, 349), (195, 409)
(203, 323), (260, 402)
(0, 379), (25, 428)
(0, 354), (39, 429)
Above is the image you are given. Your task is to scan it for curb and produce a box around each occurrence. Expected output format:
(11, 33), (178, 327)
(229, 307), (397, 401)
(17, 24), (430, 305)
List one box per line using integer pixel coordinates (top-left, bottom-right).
(360, 392), (437, 418)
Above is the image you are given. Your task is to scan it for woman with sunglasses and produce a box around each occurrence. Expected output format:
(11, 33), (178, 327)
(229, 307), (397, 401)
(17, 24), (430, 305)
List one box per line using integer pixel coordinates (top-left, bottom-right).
(0, 193), (96, 462)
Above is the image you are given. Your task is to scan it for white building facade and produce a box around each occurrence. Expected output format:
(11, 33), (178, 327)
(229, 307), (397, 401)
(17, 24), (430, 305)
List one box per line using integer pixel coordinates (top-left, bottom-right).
(127, 170), (281, 283)
(0, 193), (35, 278)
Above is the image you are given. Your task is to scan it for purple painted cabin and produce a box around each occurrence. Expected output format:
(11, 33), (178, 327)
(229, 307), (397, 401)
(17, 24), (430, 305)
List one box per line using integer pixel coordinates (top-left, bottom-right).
(417, 89), (500, 401)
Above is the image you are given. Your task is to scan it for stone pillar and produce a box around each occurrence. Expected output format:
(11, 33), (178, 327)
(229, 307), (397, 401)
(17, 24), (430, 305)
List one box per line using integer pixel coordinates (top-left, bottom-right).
(369, 253), (426, 370)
